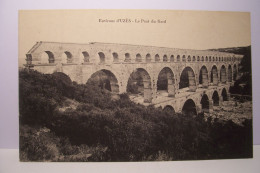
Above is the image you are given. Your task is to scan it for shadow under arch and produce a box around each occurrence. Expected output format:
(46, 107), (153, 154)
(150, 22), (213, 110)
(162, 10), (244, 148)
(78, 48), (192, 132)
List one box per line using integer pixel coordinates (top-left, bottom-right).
(210, 65), (218, 85)
(127, 68), (152, 103)
(40, 51), (55, 64)
(157, 67), (175, 97)
(82, 51), (90, 63)
(201, 94), (210, 113)
(62, 51), (73, 63)
(199, 66), (209, 88)
(221, 88), (228, 101)
(98, 52), (105, 64)
(220, 65), (227, 83)
(179, 66), (196, 92)
(86, 69), (119, 93)
(212, 90), (219, 106)
(182, 99), (197, 116)
(146, 54), (151, 63)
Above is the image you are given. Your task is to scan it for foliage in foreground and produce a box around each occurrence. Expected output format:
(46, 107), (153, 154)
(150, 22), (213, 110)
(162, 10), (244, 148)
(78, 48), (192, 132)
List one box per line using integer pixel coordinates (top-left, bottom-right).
(19, 69), (252, 161)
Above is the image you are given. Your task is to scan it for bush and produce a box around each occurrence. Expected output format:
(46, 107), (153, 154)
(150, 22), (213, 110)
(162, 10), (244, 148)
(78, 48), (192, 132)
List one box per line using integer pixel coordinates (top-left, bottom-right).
(20, 125), (60, 161)
(19, 69), (253, 161)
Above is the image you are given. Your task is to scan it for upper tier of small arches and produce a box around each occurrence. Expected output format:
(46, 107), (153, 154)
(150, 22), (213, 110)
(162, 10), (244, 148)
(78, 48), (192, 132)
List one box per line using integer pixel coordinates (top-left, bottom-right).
(27, 50), (242, 65)
(26, 42), (243, 65)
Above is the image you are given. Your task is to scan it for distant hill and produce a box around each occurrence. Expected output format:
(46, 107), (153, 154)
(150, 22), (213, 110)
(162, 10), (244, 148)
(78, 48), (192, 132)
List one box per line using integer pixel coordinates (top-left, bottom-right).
(208, 46), (251, 56)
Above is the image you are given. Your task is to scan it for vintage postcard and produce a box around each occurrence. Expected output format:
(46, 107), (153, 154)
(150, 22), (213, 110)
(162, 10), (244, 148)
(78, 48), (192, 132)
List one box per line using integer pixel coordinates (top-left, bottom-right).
(19, 10), (252, 161)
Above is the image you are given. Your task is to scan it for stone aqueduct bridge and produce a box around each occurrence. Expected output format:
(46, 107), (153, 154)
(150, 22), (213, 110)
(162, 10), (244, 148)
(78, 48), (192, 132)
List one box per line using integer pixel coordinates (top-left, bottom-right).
(25, 41), (243, 114)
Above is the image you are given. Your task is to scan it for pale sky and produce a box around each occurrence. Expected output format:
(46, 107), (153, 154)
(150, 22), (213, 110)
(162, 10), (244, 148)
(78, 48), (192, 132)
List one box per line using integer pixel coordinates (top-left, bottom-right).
(19, 9), (251, 66)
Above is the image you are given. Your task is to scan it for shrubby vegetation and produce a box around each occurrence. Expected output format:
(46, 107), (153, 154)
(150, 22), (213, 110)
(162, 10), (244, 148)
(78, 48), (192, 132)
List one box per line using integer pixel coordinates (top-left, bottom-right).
(19, 69), (252, 161)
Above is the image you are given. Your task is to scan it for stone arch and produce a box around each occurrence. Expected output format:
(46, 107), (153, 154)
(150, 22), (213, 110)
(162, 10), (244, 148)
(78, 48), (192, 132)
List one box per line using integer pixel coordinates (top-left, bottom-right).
(220, 65), (227, 83)
(221, 88), (228, 101)
(187, 55), (191, 62)
(146, 54), (151, 63)
(199, 66), (209, 88)
(177, 55), (180, 62)
(205, 56), (208, 61)
(192, 56), (196, 62)
(210, 65), (218, 85)
(170, 55), (174, 62)
(136, 53), (142, 62)
(212, 90), (219, 106)
(155, 54), (160, 62)
(125, 53), (131, 62)
(127, 68), (152, 103)
(213, 57), (215, 61)
(86, 69), (119, 93)
(201, 94), (210, 113)
(40, 51), (55, 64)
(197, 56), (200, 62)
(163, 105), (175, 115)
(82, 51), (90, 63)
(62, 51), (73, 63)
(233, 64), (238, 80)
(201, 56), (204, 62)
(209, 56), (211, 61)
(228, 65), (232, 82)
(157, 67), (175, 97)
(182, 99), (197, 116)
(182, 55), (186, 62)
(112, 52), (119, 62)
(163, 55), (168, 62)
(179, 66), (196, 91)
(98, 52), (105, 64)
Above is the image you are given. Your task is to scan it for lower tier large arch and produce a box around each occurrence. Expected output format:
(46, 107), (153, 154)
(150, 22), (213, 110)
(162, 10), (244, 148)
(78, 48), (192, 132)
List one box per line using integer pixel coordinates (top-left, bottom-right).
(86, 69), (119, 93)
(127, 68), (152, 103)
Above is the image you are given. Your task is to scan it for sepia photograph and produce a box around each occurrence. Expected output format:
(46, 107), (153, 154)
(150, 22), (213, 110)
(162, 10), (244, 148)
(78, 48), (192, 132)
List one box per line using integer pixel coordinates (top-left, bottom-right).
(19, 9), (252, 161)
